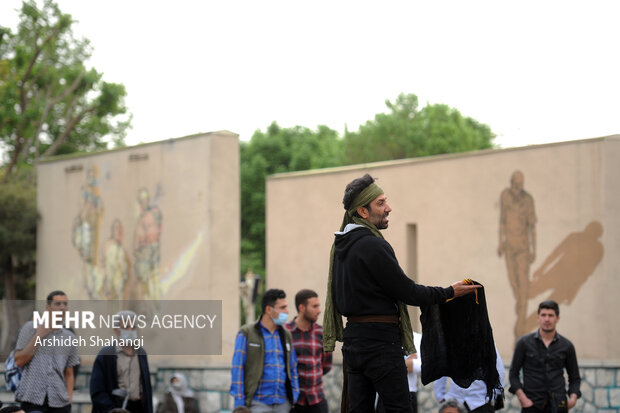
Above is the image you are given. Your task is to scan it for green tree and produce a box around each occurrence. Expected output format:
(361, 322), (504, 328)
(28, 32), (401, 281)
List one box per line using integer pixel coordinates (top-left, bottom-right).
(343, 93), (495, 164)
(240, 122), (342, 282)
(0, 174), (37, 353)
(0, 0), (130, 182)
(0, 0), (130, 353)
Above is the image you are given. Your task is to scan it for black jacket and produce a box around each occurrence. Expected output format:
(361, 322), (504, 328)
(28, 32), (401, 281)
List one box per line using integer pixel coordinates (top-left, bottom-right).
(332, 226), (452, 319)
(90, 346), (153, 413)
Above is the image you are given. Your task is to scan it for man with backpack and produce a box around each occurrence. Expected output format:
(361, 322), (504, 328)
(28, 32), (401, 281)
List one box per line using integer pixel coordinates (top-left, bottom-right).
(13, 290), (80, 413)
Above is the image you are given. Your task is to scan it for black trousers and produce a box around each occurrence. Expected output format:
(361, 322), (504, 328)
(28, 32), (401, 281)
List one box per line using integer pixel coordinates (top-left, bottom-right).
(376, 392), (417, 413)
(292, 399), (329, 413)
(20, 401), (71, 413)
(343, 337), (412, 413)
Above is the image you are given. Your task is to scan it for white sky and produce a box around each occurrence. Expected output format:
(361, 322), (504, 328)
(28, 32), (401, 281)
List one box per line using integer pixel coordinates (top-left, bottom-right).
(1, 0), (619, 149)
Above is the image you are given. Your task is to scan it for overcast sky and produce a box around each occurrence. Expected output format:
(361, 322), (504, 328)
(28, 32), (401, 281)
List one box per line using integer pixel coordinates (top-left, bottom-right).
(2, 0), (619, 149)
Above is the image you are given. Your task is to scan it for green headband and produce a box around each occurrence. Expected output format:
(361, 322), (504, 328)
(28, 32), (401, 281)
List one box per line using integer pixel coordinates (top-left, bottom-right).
(347, 182), (384, 217)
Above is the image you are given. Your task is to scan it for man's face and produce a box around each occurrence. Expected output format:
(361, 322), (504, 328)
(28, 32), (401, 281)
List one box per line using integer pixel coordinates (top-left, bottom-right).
(537, 308), (559, 333)
(46, 294), (68, 321)
(361, 194), (392, 229)
(300, 297), (321, 323)
(268, 298), (289, 318)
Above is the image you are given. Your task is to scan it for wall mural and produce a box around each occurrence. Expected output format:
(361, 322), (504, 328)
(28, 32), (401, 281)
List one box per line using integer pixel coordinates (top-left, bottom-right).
(498, 170), (604, 342)
(70, 165), (202, 300)
(133, 187), (163, 301)
(525, 221), (604, 332)
(102, 219), (131, 300)
(497, 170), (536, 340)
(72, 165), (105, 297)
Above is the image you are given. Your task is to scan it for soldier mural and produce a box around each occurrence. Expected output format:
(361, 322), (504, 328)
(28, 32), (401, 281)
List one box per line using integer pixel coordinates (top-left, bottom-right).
(497, 170), (537, 341)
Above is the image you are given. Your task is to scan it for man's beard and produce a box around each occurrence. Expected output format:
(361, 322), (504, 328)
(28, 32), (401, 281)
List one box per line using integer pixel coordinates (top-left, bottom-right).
(373, 213), (389, 229)
(302, 313), (318, 323)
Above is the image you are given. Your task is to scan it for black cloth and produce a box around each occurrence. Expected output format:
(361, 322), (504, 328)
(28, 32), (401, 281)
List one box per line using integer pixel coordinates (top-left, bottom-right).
(419, 281), (501, 401)
(89, 346), (154, 413)
(509, 330), (581, 410)
(332, 226), (453, 320)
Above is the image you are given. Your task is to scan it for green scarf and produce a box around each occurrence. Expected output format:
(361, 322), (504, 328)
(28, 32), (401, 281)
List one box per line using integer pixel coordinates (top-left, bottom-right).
(322, 183), (416, 355)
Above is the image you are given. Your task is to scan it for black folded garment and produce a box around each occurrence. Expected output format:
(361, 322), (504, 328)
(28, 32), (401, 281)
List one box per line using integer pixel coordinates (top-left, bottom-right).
(420, 280), (502, 400)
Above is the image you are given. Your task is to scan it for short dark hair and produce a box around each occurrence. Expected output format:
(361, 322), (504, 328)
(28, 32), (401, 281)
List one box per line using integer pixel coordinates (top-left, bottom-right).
(261, 289), (286, 313)
(538, 300), (559, 316)
(343, 173), (376, 216)
(295, 289), (318, 313)
(47, 290), (67, 304)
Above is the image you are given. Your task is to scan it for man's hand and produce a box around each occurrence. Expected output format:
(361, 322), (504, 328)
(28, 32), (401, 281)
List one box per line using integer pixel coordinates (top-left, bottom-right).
(405, 354), (416, 373)
(451, 280), (482, 298)
(35, 324), (55, 339)
(568, 394), (578, 409)
(516, 389), (534, 408)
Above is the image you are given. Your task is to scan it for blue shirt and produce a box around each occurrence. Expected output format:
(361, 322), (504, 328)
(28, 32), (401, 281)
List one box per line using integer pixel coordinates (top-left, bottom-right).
(230, 322), (299, 408)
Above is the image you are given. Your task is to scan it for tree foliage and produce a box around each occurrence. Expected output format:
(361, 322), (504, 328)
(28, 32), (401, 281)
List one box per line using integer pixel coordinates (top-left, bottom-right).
(240, 122), (343, 278)
(240, 94), (495, 284)
(0, 1), (131, 353)
(0, 174), (37, 301)
(0, 0), (130, 182)
(343, 93), (494, 164)
(0, 173), (38, 353)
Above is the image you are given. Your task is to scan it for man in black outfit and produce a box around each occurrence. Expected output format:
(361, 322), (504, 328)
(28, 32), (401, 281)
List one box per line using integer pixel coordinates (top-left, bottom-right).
(323, 174), (480, 413)
(509, 300), (581, 413)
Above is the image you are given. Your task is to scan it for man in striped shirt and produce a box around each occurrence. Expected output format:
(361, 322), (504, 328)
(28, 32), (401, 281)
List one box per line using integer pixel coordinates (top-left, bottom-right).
(14, 290), (80, 413)
(285, 290), (333, 413)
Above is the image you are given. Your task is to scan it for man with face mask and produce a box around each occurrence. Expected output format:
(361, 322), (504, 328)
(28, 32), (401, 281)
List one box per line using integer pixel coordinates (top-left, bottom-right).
(230, 289), (300, 413)
(90, 310), (153, 413)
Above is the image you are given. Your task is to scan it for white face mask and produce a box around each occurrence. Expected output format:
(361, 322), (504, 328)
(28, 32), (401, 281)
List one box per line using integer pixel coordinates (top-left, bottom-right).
(119, 329), (138, 340)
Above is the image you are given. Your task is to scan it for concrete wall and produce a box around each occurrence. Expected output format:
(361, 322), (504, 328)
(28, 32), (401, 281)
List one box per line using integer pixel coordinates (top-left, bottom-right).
(36, 131), (240, 365)
(266, 136), (620, 363)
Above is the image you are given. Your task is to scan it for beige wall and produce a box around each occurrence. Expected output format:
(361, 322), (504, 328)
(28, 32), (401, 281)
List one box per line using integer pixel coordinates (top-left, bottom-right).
(36, 131), (239, 365)
(266, 136), (620, 363)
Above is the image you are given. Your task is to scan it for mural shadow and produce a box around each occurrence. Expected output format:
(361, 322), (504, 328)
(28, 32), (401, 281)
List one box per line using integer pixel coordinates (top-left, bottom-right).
(525, 221), (604, 332)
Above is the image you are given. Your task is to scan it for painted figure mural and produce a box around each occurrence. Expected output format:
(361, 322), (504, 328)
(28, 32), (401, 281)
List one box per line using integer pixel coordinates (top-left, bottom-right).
(102, 219), (131, 300)
(497, 170), (537, 340)
(72, 165), (105, 298)
(133, 187), (163, 301)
